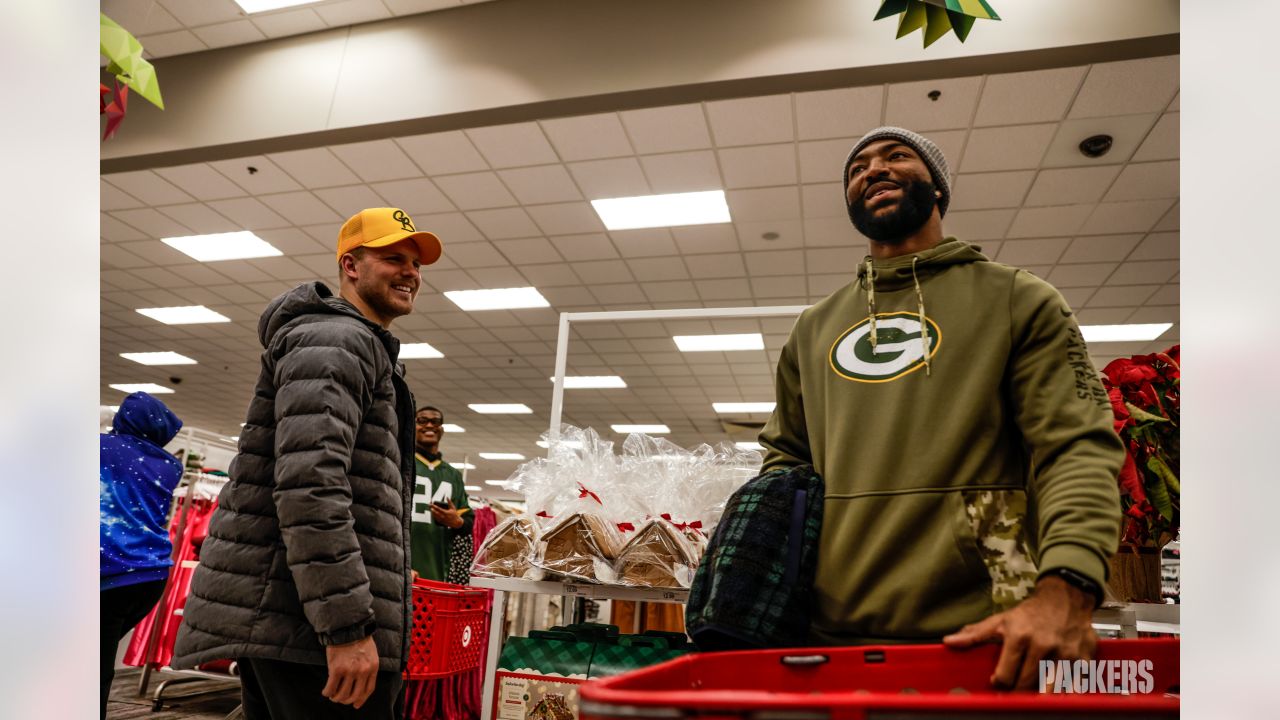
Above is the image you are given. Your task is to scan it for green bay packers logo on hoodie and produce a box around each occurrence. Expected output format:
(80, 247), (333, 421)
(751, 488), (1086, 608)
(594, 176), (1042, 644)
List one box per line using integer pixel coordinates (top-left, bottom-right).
(829, 312), (941, 383)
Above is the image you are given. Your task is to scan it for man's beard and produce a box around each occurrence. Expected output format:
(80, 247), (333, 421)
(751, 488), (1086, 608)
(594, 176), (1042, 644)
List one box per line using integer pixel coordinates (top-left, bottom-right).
(849, 177), (937, 244)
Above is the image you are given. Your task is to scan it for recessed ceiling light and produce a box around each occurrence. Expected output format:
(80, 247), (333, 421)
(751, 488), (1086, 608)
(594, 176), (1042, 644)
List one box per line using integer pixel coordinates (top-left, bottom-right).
(136, 306), (231, 325)
(444, 287), (550, 311)
(673, 333), (764, 352)
(469, 404), (533, 414)
(109, 383), (175, 394)
(713, 402), (776, 414)
(161, 231), (283, 262)
(1080, 323), (1173, 342)
(550, 376), (627, 389)
(735, 441), (765, 451)
(442, 423), (466, 433)
(483, 480), (509, 486)
(120, 351), (197, 366)
(455, 462), (476, 470)
(611, 424), (671, 434)
(536, 439), (584, 449)
(233, 0), (323, 13)
(591, 190), (731, 231)
(479, 452), (526, 461)
(399, 343), (444, 359)
(464, 485), (483, 492)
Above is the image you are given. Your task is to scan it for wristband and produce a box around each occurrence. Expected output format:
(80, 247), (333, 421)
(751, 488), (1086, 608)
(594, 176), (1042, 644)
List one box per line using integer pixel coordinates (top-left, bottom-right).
(1040, 566), (1104, 609)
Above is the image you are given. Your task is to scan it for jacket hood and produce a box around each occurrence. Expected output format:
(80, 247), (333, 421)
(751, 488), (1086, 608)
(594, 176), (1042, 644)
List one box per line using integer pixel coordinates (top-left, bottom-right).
(856, 239), (987, 291)
(258, 281), (402, 362)
(113, 391), (183, 446)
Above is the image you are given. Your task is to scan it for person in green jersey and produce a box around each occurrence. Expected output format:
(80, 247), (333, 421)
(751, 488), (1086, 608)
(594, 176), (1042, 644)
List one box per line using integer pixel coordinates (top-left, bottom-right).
(409, 406), (473, 583)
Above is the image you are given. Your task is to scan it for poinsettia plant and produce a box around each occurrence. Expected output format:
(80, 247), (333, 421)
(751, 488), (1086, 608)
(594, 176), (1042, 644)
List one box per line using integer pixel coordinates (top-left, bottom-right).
(1101, 345), (1179, 547)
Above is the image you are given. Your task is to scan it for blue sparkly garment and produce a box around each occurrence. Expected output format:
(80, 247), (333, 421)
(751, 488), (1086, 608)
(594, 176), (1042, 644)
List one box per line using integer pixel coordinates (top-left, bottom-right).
(100, 392), (184, 591)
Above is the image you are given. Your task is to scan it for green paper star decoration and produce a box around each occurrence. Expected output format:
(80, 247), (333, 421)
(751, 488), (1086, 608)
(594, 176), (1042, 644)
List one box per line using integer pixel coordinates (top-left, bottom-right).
(875, 0), (1000, 48)
(101, 13), (164, 110)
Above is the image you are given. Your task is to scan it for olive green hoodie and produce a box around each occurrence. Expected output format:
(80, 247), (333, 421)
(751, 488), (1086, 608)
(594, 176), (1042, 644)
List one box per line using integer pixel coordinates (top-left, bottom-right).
(759, 239), (1124, 644)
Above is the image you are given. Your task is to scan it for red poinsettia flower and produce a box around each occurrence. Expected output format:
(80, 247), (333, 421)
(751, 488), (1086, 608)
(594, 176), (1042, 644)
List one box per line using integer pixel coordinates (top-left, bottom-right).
(1106, 385), (1131, 433)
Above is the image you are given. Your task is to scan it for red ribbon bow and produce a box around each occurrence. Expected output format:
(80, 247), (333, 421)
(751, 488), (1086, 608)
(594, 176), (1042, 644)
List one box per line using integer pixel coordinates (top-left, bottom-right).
(577, 483), (602, 505)
(660, 514), (704, 535)
(616, 522), (635, 533)
(536, 510), (552, 519)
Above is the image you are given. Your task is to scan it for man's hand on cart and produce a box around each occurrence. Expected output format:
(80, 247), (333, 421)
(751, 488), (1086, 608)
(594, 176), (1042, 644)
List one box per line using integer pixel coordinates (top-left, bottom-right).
(322, 635), (380, 708)
(942, 575), (1097, 690)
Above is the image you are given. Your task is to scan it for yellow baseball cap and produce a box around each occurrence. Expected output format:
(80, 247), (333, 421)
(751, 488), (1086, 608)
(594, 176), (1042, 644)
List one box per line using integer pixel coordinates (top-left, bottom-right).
(336, 208), (443, 266)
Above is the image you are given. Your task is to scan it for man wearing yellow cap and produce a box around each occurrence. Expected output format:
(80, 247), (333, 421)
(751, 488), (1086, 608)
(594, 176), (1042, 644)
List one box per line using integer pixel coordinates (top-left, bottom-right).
(173, 209), (442, 719)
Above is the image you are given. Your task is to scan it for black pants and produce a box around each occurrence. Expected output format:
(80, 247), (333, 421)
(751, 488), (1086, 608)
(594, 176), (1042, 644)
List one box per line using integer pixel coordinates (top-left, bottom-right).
(101, 580), (166, 719)
(238, 657), (404, 720)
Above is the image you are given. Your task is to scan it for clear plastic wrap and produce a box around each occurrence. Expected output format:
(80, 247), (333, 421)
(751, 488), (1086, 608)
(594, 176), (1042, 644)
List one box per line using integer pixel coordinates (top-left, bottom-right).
(469, 516), (542, 580)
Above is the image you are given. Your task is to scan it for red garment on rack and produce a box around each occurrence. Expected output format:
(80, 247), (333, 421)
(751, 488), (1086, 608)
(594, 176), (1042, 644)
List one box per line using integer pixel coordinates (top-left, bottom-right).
(123, 496), (217, 668)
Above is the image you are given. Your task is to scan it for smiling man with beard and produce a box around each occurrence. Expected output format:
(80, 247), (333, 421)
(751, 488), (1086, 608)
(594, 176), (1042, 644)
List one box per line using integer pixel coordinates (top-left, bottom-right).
(171, 208), (442, 719)
(758, 127), (1126, 690)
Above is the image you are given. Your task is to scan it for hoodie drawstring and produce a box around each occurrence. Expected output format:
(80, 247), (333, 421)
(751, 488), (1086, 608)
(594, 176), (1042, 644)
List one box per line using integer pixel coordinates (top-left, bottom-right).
(911, 256), (932, 377)
(864, 257), (878, 353)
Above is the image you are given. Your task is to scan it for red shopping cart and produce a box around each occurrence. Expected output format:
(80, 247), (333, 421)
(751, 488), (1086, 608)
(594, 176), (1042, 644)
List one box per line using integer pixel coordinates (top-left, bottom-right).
(580, 638), (1179, 719)
(403, 579), (490, 680)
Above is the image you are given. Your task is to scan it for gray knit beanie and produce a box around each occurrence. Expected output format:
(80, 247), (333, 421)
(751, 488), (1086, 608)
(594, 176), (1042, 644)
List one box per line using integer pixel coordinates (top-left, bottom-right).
(842, 126), (952, 217)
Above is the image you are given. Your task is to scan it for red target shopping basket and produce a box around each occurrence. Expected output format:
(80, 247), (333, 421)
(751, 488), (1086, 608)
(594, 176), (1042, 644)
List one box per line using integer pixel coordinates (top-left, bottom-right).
(403, 578), (489, 680)
(580, 638), (1179, 719)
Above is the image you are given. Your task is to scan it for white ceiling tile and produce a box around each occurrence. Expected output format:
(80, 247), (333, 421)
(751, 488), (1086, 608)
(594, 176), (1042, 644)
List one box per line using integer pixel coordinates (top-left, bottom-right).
(590, 283), (648, 306)
(548, 233), (618, 261)
(672, 225), (741, 255)
(706, 94), (794, 147)
(110, 208), (192, 238)
(422, 268), (481, 292)
(539, 113), (633, 161)
(609, 229), (678, 259)
(101, 213), (148, 242)
(885, 76), (982, 131)
(798, 138), (855, 185)
(1024, 165), (1123, 207)
(1085, 285), (1159, 308)
(312, 184), (388, 218)
(520, 262), (582, 287)
(684, 252), (747, 279)
(101, 180), (144, 211)
(433, 172), (517, 210)
(1103, 161), (1179, 203)
(574, 260), (634, 284)
(750, 275), (806, 298)
(134, 27), (207, 57)
(949, 170), (1035, 211)
(961, 124), (1056, 173)
(191, 20), (266, 49)
(102, 0), (182, 35)
(803, 216), (855, 247)
(974, 66), (1087, 126)
(1069, 56), (1179, 119)
(1080, 199), (1174, 235)
(248, 256), (317, 281)
(639, 151), (723, 193)
(1059, 234), (1143, 263)
(718, 144), (797, 189)
(493, 238), (560, 265)
(725, 187), (801, 223)
(1046, 262), (1117, 288)
(642, 280), (700, 303)
(995, 238), (1070, 266)
(104, 171), (195, 206)
(1126, 305), (1178, 324)
(801, 182), (846, 219)
(1006, 205), (1093, 239)
(745, 250), (804, 277)
(737, 219), (802, 251)
(258, 191), (344, 225)
(413, 212), (485, 243)
(696, 278), (752, 301)
(157, 0), (242, 26)
(498, 165), (583, 204)
(396, 131), (489, 175)
(972, 240), (1002, 258)
(1075, 308), (1137, 324)
(808, 273), (851, 298)
(209, 156), (303, 195)
(1152, 202), (1178, 232)
(465, 208), (540, 239)
(795, 86), (883, 141)
(1145, 285), (1179, 305)
(445, 242), (508, 268)
(330, 139), (422, 182)
(153, 164), (247, 201)
(1132, 113), (1178, 162)
(627, 257), (690, 282)
(941, 209), (1015, 241)
(466, 123), (559, 168)
(205, 197), (292, 230)
(266, 148), (357, 190)
(384, 0), (457, 14)
(101, 244), (152, 269)
(567, 158), (651, 199)
(314, 0), (392, 26)
(256, 228), (331, 255)
(527, 202), (605, 236)
(1129, 231), (1178, 261)
(118, 240), (194, 266)
(156, 203), (241, 234)
(619, 104), (712, 154)
(1041, 114), (1159, 168)
(250, 8), (326, 38)
(539, 286), (596, 307)
(804, 248), (857, 277)
(1105, 260), (1179, 286)
(1057, 286), (1096, 308)
(370, 177), (456, 215)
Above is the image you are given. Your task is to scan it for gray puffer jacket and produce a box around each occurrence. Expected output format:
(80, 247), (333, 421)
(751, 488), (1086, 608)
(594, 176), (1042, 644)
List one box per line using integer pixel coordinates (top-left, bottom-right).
(172, 281), (416, 672)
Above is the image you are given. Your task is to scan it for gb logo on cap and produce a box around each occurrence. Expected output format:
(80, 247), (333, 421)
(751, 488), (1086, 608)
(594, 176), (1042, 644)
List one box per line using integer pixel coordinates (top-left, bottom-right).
(393, 209), (415, 232)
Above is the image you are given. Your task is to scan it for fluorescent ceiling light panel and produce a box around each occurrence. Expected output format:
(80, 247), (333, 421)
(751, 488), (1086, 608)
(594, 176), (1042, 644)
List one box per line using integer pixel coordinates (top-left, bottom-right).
(442, 424), (466, 433)
(120, 351), (197, 366)
(455, 462), (476, 470)
(591, 190), (731, 231)
(713, 402), (776, 414)
(464, 485), (483, 492)
(536, 439), (584, 449)
(110, 383), (175, 394)
(484, 480), (510, 486)
(550, 376), (627, 389)
(233, 0), (322, 14)
(479, 452), (526, 461)
(136, 306), (231, 325)
(399, 343), (444, 359)
(469, 403), (533, 414)
(611, 424), (671, 434)
(161, 231), (282, 262)
(735, 441), (765, 451)
(1080, 323), (1174, 343)
(444, 287), (550, 311)
(674, 333), (764, 352)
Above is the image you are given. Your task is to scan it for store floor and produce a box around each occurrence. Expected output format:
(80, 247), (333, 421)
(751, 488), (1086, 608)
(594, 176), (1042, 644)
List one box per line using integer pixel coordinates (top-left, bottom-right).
(108, 668), (241, 719)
